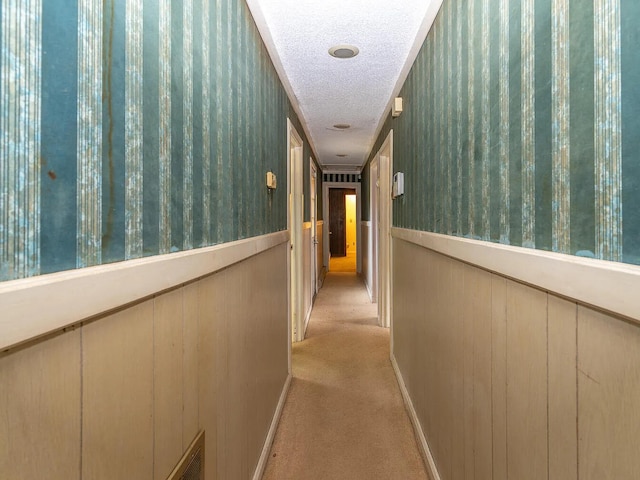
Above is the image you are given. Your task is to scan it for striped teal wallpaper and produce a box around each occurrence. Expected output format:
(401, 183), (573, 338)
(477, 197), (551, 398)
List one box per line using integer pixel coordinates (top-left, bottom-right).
(367, 0), (640, 266)
(0, 0), (299, 281)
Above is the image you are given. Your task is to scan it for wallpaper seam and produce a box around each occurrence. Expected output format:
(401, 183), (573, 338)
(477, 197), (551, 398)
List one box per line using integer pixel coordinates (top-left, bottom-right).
(183, 0), (194, 250)
(499, 0), (510, 244)
(159, 0), (171, 254)
(77, 0), (103, 268)
(202, 0), (211, 246)
(552, 0), (570, 254)
(594, 0), (622, 261)
(125, 0), (144, 260)
(521, 0), (536, 248)
(0, 0), (42, 280)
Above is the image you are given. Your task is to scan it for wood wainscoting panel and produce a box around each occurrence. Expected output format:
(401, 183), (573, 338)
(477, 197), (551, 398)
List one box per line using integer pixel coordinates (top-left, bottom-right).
(461, 263), (475, 480)
(183, 282), (200, 450)
(471, 266), (493, 480)
(198, 271), (224, 480)
(491, 275), (508, 480)
(154, 288), (185, 480)
(578, 306), (640, 480)
(548, 295), (577, 480)
(0, 329), (81, 480)
(506, 280), (548, 480)
(449, 258), (466, 480)
(82, 300), (154, 479)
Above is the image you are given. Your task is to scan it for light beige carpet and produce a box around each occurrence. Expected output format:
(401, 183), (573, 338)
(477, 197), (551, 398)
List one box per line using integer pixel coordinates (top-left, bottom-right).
(262, 273), (429, 480)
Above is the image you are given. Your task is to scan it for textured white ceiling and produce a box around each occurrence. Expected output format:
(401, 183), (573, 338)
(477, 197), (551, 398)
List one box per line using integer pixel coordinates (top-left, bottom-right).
(247, 0), (442, 171)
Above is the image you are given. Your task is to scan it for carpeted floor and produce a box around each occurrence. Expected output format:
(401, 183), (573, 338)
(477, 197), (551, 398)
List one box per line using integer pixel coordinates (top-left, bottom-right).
(261, 273), (429, 480)
(329, 252), (357, 272)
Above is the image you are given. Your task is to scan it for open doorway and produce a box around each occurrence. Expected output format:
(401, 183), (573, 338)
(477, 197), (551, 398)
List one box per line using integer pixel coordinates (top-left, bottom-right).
(322, 180), (362, 275)
(328, 188), (357, 272)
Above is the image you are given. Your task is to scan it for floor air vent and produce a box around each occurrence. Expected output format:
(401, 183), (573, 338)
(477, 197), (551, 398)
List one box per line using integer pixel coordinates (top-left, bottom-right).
(168, 430), (205, 480)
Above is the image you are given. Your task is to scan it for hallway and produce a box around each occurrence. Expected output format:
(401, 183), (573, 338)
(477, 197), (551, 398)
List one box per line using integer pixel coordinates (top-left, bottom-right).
(262, 273), (428, 480)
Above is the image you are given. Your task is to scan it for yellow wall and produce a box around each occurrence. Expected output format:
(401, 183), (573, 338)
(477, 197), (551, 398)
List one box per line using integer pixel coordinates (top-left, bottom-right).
(346, 195), (357, 253)
(0, 243), (289, 480)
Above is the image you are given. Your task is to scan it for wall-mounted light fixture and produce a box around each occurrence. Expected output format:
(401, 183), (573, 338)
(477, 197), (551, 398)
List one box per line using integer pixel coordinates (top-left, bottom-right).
(266, 171), (277, 189)
(392, 97), (403, 117)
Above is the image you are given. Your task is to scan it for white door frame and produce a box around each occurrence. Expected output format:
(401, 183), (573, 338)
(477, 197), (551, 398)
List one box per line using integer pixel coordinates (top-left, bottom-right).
(322, 181), (362, 274)
(369, 157), (379, 303)
(288, 119), (304, 343)
(376, 131), (393, 329)
(310, 160), (318, 296)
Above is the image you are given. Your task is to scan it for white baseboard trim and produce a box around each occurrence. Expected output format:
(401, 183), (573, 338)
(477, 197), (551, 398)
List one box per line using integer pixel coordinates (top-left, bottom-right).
(0, 231), (289, 351)
(252, 373), (292, 480)
(390, 354), (441, 480)
(304, 302), (312, 338)
(364, 278), (373, 302)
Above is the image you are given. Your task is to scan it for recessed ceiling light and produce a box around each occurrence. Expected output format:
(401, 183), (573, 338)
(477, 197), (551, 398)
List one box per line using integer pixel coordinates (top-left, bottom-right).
(336, 154), (348, 158)
(333, 123), (351, 129)
(328, 45), (359, 59)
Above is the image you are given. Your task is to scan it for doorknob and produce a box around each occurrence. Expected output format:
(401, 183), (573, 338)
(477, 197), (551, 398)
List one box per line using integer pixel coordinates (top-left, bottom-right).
(329, 231), (333, 235)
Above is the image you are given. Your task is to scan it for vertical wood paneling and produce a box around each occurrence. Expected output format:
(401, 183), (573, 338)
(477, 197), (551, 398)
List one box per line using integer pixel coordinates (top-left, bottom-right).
(491, 275), (508, 480)
(83, 300), (154, 479)
(548, 295), (577, 480)
(578, 306), (640, 479)
(0, 330), (80, 479)
(183, 282), (200, 449)
(462, 264), (475, 479)
(471, 267), (493, 479)
(506, 280), (547, 480)
(450, 259), (465, 480)
(153, 288), (184, 480)
(223, 260), (249, 479)
(199, 272), (223, 480)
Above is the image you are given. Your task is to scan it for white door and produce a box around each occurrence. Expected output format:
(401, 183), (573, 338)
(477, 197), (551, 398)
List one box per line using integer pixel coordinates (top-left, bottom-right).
(310, 161), (318, 296)
(288, 120), (304, 342)
(370, 157), (379, 302)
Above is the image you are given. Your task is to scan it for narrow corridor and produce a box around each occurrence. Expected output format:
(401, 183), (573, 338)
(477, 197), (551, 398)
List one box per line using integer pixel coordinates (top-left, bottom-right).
(262, 273), (428, 480)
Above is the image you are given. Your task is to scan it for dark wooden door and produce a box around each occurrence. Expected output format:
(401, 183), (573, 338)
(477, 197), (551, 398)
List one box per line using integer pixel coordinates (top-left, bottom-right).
(329, 189), (346, 257)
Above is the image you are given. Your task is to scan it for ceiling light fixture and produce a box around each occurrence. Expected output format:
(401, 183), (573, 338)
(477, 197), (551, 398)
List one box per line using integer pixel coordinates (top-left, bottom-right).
(328, 45), (359, 59)
(333, 123), (351, 129)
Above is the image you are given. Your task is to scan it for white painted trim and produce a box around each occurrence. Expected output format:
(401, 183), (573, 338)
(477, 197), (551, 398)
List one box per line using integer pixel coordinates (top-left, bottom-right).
(0, 231), (289, 351)
(252, 373), (292, 480)
(288, 119), (305, 343)
(390, 354), (442, 480)
(392, 227), (640, 323)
